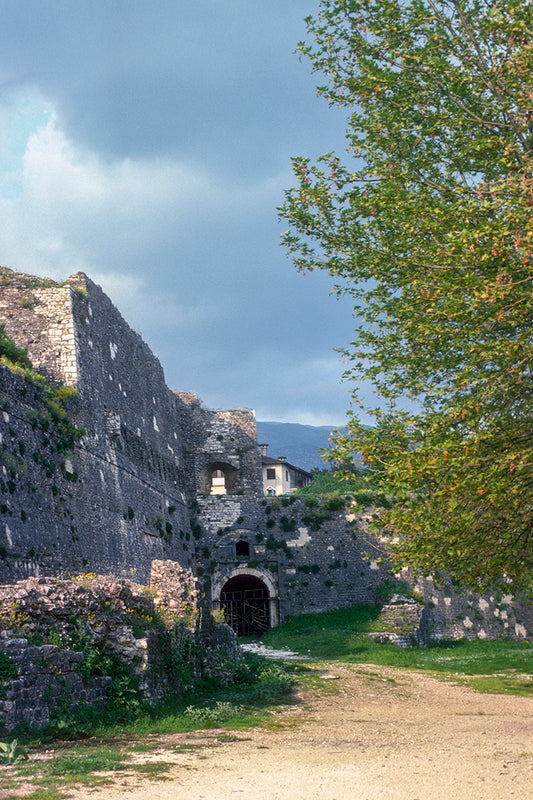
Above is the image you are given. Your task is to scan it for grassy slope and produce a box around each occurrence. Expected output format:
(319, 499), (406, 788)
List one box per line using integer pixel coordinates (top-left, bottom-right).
(250, 605), (533, 696)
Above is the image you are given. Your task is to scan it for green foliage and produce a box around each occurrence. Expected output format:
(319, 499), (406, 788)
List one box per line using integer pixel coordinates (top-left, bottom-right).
(280, 0), (533, 593)
(184, 700), (245, 725)
(0, 739), (27, 765)
(52, 386), (78, 406)
(301, 508), (332, 531)
(35, 746), (128, 777)
(376, 579), (416, 604)
(351, 490), (391, 510)
(215, 652), (295, 706)
(298, 468), (365, 496)
(298, 469), (390, 509)
(0, 330), (83, 464)
(279, 515), (296, 532)
(16, 296), (39, 310)
(7, 649), (296, 752)
(323, 495), (346, 511)
(0, 652), (18, 697)
(0, 323), (32, 369)
(297, 563), (320, 575)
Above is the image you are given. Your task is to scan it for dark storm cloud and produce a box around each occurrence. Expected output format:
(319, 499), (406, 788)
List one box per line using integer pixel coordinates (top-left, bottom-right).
(0, 0), (359, 425)
(0, 1), (340, 175)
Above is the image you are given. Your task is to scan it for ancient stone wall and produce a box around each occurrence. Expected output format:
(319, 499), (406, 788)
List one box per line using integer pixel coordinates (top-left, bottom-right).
(0, 269), (79, 386)
(1, 266), (531, 645)
(202, 496), (391, 623)
(0, 267), (197, 583)
(0, 567), (241, 733)
(0, 268), (266, 584)
(198, 495), (533, 640)
(412, 572), (533, 642)
(0, 632), (111, 733)
(0, 364), (193, 583)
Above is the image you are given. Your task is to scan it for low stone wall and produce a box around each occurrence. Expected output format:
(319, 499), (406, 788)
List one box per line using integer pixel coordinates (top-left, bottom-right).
(0, 632), (111, 732)
(368, 596), (425, 648)
(144, 619), (242, 705)
(150, 559), (198, 616)
(410, 572), (533, 642)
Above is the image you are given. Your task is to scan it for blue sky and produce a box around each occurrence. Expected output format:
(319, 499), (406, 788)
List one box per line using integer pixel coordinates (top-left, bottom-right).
(0, 1), (367, 425)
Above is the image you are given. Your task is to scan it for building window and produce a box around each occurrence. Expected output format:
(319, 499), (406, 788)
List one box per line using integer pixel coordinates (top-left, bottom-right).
(266, 468), (276, 480)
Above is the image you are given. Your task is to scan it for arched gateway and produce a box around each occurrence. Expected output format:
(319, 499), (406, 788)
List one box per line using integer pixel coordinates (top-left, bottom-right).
(215, 569), (278, 636)
(220, 574), (269, 636)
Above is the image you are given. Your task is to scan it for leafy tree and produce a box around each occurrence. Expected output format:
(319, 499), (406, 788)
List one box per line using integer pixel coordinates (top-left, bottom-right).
(279, 0), (533, 592)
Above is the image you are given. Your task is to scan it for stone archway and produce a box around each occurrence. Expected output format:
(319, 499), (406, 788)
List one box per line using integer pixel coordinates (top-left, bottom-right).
(218, 573), (275, 636)
(201, 461), (240, 495)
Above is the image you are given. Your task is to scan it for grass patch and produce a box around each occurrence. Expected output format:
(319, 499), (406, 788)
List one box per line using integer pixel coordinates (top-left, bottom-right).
(248, 604), (382, 659)
(23, 790), (66, 800)
(248, 605), (533, 696)
(458, 674), (533, 696)
(130, 760), (173, 777)
(15, 745), (129, 779)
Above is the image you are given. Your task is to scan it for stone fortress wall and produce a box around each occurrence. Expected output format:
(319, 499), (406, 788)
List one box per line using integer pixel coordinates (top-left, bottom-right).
(0, 269), (260, 585)
(1, 267), (532, 642)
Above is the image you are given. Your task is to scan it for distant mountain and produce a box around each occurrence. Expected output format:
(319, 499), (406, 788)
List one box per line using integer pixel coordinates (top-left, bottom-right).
(256, 421), (341, 472)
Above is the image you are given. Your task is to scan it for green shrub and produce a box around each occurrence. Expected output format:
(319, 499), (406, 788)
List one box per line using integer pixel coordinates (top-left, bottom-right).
(0, 739), (26, 765)
(0, 324), (32, 369)
(0, 653), (18, 697)
(376, 579), (414, 604)
(279, 515), (296, 532)
(324, 495), (346, 511)
(184, 701), (244, 725)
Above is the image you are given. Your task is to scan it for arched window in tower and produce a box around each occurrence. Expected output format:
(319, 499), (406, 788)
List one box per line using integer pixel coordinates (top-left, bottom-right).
(211, 468), (226, 495)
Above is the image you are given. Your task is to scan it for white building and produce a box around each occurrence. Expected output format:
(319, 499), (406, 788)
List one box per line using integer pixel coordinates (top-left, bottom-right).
(260, 444), (312, 496)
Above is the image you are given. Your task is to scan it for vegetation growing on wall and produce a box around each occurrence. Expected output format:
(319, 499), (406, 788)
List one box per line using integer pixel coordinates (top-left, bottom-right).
(296, 469), (390, 509)
(0, 270), (65, 290)
(0, 324), (32, 370)
(0, 328), (85, 512)
(0, 574), (296, 749)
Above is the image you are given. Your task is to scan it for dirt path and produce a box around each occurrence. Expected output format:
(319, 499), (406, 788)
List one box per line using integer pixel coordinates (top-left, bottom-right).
(63, 663), (533, 800)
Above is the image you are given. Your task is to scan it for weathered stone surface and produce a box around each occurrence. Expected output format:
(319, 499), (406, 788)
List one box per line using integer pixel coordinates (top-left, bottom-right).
(0, 631), (112, 733)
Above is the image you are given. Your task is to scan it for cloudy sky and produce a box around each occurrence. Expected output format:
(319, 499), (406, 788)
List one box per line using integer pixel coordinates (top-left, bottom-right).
(0, 0), (363, 426)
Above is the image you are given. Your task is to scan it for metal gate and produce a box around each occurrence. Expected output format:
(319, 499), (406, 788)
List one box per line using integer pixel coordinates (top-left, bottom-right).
(220, 588), (270, 637)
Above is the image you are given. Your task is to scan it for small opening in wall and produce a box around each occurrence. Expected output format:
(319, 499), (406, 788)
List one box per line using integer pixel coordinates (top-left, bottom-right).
(235, 540), (250, 557)
(211, 468), (226, 495)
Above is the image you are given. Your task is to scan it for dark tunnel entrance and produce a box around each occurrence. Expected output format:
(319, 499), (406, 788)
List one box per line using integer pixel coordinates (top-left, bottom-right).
(219, 574), (271, 637)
